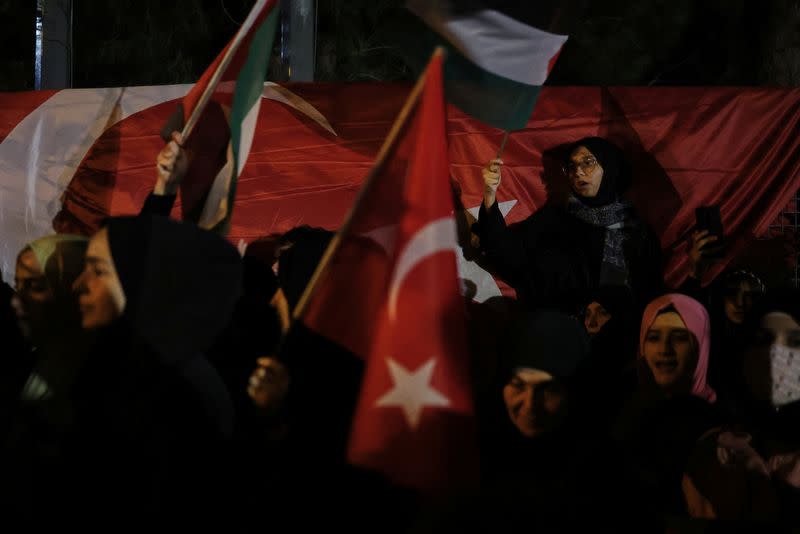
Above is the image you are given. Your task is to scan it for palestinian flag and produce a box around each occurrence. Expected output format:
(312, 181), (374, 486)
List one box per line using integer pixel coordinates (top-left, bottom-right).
(407, 0), (568, 131)
(176, 0), (280, 232)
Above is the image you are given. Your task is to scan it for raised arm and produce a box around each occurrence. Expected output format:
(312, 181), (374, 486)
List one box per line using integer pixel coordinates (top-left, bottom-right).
(139, 131), (188, 216)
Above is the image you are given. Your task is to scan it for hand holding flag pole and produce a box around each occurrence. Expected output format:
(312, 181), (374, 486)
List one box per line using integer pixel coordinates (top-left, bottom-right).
(483, 130), (509, 209)
(157, 0), (279, 232)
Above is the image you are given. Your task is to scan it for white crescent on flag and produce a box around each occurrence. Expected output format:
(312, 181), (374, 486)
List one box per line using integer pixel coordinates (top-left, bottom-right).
(387, 217), (459, 321)
(0, 85), (188, 278)
(0, 83), (335, 280)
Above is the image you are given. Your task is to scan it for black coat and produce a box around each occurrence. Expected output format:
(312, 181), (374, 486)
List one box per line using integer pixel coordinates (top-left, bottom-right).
(52, 215), (241, 532)
(477, 201), (664, 311)
(63, 332), (235, 532)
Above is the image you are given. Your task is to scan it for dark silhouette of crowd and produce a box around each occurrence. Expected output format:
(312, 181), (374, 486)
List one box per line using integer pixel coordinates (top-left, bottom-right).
(1, 133), (798, 533)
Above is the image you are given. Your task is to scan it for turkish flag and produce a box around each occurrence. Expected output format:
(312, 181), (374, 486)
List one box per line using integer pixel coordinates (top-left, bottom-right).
(300, 51), (477, 493)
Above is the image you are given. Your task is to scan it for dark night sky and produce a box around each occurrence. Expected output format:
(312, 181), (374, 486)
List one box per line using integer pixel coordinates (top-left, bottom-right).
(1, 0), (798, 91)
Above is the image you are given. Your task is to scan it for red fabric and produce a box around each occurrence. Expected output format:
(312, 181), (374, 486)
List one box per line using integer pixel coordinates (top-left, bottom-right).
(178, 100), (231, 222)
(304, 56), (477, 492)
(448, 86), (800, 287)
(178, 0), (278, 221)
(1, 85), (798, 287)
(52, 100), (183, 235)
(0, 90), (58, 143)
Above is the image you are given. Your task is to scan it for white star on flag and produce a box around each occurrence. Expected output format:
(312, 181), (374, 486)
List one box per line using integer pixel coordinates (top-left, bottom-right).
(457, 199), (517, 302)
(375, 357), (450, 429)
(464, 199), (517, 221)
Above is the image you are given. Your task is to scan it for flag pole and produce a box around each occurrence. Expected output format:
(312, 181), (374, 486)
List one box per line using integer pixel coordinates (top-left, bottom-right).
(180, 0), (269, 140)
(496, 131), (509, 158)
(291, 47), (446, 321)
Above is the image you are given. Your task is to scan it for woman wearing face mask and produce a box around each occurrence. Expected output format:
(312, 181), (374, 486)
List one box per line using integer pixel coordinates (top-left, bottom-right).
(718, 291), (800, 438)
(476, 137), (663, 312)
(680, 291), (800, 523)
(64, 215), (242, 532)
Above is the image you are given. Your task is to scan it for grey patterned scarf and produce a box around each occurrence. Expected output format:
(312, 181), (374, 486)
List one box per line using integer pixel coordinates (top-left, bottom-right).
(566, 195), (634, 286)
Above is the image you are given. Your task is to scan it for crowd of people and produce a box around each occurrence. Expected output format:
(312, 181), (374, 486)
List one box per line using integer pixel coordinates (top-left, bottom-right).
(1, 132), (798, 532)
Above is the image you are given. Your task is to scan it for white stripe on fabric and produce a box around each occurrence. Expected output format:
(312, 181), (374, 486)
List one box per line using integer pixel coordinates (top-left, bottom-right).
(236, 97), (262, 177)
(198, 143), (235, 230)
(263, 82), (337, 136)
(408, 2), (567, 85)
(0, 84), (190, 280)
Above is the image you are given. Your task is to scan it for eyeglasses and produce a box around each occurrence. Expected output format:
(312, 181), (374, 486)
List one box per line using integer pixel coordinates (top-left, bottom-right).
(562, 157), (598, 177)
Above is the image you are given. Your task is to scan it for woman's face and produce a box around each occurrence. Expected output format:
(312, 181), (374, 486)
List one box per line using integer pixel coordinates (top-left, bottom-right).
(743, 312), (800, 403)
(643, 311), (698, 393)
(723, 280), (760, 325)
(566, 146), (604, 198)
(12, 249), (52, 341)
(503, 368), (568, 438)
(584, 301), (611, 336)
(73, 228), (126, 330)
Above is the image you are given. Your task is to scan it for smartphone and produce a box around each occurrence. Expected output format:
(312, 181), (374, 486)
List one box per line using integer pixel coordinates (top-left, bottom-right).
(695, 205), (725, 258)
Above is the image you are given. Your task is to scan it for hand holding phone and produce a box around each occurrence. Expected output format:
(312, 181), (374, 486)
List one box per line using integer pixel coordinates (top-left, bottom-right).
(695, 205), (725, 259)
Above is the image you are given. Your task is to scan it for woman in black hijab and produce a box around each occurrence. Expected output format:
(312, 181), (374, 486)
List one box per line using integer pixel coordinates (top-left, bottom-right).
(577, 285), (640, 429)
(476, 137), (663, 312)
(477, 310), (649, 529)
(63, 215), (242, 532)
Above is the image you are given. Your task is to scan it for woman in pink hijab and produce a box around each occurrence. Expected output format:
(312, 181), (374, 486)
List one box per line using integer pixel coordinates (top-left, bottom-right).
(639, 293), (717, 403)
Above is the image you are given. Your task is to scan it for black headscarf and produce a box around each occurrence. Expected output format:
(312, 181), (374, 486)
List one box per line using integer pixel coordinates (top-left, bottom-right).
(741, 289), (800, 348)
(582, 284), (635, 320)
(581, 286), (638, 359)
(500, 310), (590, 382)
(567, 137), (631, 208)
(276, 226), (334, 312)
(730, 289), (800, 442)
(235, 253), (281, 356)
(105, 215), (242, 364)
(56, 217), (241, 533)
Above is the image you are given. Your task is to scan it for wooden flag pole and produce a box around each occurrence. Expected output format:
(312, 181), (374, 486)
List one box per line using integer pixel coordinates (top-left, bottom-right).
(496, 131), (510, 159)
(180, 0), (269, 141)
(290, 47), (446, 322)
